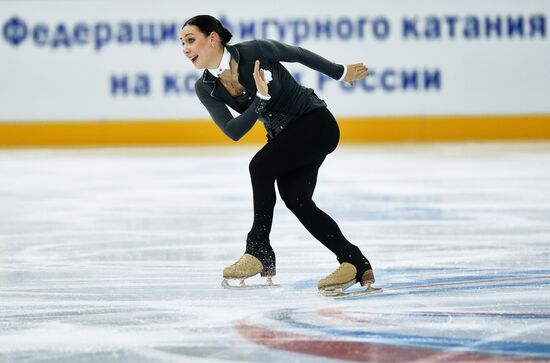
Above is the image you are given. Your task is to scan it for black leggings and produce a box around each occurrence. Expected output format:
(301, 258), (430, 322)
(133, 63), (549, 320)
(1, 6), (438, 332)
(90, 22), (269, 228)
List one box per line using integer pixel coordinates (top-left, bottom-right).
(246, 107), (370, 278)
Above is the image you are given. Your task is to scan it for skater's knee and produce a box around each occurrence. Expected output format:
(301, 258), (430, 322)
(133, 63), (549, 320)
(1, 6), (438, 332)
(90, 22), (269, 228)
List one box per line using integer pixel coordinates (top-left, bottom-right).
(281, 192), (314, 214)
(249, 155), (269, 178)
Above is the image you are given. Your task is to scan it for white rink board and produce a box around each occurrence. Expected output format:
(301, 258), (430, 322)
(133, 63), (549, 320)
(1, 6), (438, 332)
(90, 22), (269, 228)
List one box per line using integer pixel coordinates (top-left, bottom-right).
(0, 0), (549, 122)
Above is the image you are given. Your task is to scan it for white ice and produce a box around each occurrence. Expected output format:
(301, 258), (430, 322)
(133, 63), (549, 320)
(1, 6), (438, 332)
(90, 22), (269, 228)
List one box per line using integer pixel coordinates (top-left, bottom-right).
(1, 143), (549, 362)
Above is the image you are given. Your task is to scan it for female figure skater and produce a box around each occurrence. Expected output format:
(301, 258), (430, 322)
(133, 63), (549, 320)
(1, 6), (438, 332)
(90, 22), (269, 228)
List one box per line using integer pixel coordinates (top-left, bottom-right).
(180, 15), (375, 295)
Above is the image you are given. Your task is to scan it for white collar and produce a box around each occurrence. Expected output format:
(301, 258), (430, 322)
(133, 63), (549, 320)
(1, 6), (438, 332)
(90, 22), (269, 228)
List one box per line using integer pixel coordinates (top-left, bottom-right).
(207, 47), (231, 78)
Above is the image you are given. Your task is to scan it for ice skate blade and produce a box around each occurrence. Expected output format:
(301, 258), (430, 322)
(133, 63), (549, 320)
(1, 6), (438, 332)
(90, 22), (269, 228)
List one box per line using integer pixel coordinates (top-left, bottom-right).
(319, 284), (382, 298)
(221, 278), (280, 290)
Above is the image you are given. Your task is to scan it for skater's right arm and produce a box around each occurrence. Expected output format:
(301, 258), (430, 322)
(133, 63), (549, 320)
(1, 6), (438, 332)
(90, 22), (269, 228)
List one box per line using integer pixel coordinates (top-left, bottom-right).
(195, 83), (267, 142)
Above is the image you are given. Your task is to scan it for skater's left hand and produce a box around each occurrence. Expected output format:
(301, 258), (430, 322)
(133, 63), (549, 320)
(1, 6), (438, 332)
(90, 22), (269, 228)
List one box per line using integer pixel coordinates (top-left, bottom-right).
(253, 60), (269, 97)
(343, 63), (369, 85)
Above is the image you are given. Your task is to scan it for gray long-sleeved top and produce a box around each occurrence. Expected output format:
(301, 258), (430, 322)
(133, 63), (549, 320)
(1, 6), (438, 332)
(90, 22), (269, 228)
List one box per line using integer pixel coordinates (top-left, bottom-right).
(194, 39), (345, 141)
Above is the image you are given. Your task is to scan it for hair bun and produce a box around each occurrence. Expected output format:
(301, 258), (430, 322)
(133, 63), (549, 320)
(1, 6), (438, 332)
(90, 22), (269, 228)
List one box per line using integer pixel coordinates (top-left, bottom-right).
(221, 27), (233, 44)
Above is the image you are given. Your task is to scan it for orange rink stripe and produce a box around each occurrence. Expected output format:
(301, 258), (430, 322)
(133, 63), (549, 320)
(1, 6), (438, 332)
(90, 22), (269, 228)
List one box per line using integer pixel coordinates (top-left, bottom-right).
(0, 114), (549, 147)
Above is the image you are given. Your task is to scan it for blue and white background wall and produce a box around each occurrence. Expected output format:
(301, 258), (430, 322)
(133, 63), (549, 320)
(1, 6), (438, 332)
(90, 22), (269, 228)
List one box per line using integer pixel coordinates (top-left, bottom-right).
(0, 0), (549, 146)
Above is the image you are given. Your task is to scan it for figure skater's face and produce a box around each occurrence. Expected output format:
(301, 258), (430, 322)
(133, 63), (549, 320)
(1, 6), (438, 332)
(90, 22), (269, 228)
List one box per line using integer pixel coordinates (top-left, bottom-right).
(180, 25), (220, 69)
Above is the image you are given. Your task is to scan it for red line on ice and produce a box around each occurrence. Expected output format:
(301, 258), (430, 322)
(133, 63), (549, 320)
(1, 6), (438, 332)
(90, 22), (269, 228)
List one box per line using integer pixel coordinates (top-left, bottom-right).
(236, 322), (549, 363)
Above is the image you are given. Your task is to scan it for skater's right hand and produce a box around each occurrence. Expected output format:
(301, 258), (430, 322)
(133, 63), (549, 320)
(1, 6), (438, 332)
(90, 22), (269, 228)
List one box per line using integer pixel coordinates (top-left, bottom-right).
(253, 60), (269, 97)
(343, 63), (369, 85)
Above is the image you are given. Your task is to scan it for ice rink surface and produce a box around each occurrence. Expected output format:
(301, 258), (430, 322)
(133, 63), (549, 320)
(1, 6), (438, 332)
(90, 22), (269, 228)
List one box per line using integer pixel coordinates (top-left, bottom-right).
(1, 142), (549, 363)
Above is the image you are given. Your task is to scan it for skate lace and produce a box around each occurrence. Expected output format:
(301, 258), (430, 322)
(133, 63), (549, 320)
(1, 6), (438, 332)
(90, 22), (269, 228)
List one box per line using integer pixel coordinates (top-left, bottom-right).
(328, 264), (347, 278)
(229, 256), (245, 268)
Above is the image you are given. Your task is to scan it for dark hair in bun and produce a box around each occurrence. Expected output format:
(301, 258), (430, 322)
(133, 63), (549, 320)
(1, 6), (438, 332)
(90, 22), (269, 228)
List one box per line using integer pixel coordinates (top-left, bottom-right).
(183, 15), (233, 45)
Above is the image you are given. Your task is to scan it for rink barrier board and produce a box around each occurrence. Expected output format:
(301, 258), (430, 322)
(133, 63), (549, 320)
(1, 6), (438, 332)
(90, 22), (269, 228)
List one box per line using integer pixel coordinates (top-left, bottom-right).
(0, 114), (549, 147)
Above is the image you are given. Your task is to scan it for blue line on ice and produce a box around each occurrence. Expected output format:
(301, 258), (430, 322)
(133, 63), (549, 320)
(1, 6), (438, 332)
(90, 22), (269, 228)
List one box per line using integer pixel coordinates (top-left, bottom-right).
(269, 309), (550, 358)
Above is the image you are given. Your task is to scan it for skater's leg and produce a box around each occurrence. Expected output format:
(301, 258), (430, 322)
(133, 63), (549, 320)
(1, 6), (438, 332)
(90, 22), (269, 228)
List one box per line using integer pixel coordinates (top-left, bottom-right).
(245, 143), (278, 271)
(277, 161), (372, 280)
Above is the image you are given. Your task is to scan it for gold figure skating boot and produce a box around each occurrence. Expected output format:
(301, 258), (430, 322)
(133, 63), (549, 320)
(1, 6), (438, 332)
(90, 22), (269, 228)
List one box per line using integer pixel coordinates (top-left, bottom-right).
(221, 253), (278, 289)
(318, 262), (380, 297)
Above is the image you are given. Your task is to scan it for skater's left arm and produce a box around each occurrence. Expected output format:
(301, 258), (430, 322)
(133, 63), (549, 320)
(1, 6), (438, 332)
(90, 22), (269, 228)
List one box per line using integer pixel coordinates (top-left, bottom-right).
(195, 82), (264, 141)
(255, 39), (369, 84)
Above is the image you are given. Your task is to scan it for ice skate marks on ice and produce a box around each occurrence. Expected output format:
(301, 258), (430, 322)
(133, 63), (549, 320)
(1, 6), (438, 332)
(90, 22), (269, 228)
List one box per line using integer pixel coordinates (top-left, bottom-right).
(222, 276), (280, 289)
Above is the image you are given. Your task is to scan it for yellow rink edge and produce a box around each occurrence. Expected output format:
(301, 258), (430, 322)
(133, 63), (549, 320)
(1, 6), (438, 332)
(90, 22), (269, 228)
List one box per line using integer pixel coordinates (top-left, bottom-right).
(0, 114), (549, 147)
